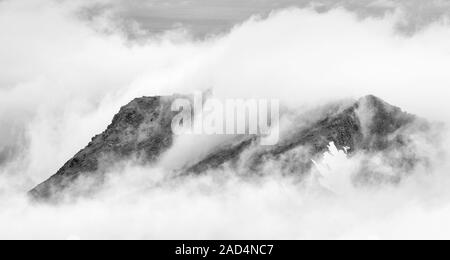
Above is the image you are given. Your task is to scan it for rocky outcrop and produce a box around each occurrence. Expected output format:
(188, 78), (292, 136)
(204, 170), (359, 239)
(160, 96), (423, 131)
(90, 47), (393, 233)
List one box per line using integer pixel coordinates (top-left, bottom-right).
(184, 95), (418, 176)
(29, 95), (183, 201)
(29, 94), (422, 202)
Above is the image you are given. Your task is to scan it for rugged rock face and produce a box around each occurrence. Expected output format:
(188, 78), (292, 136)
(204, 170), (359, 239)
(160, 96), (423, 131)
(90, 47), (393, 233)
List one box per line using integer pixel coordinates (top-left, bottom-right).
(29, 94), (422, 202)
(184, 95), (419, 176)
(29, 95), (182, 201)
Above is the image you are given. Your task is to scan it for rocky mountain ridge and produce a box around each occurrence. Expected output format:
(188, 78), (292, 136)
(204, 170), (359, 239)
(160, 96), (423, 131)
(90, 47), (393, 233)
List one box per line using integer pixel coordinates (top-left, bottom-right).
(29, 95), (422, 202)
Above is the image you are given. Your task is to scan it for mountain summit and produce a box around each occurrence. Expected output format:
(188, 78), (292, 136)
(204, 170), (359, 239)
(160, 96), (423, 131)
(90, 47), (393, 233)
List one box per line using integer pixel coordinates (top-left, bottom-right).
(29, 95), (422, 202)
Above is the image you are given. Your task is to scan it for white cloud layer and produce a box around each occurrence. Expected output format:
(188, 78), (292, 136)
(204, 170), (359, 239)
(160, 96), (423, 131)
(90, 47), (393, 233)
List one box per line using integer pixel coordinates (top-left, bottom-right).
(0, 0), (449, 239)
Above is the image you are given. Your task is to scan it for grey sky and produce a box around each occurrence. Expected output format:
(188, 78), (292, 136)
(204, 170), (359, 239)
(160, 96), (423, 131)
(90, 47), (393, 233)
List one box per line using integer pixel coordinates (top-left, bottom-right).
(79, 0), (450, 38)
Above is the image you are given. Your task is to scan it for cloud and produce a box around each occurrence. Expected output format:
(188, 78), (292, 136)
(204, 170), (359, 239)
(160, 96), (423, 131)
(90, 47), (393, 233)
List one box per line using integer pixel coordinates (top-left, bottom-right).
(77, 0), (450, 38)
(0, 0), (449, 239)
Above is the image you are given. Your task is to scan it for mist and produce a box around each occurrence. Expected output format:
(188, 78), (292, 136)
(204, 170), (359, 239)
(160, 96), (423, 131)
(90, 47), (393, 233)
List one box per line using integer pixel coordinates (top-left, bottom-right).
(0, 0), (450, 239)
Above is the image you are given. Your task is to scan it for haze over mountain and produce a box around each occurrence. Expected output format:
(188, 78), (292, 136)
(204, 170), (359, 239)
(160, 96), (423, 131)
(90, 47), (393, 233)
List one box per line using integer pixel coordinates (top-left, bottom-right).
(30, 95), (429, 202)
(1, 0), (450, 239)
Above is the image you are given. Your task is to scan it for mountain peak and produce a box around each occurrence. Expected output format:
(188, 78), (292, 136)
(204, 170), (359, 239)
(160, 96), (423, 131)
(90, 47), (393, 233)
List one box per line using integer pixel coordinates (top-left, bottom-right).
(29, 95), (420, 202)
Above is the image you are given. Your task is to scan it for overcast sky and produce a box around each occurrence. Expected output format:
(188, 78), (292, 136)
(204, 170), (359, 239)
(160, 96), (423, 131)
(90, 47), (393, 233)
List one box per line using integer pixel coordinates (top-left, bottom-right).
(79, 0), (450, 38)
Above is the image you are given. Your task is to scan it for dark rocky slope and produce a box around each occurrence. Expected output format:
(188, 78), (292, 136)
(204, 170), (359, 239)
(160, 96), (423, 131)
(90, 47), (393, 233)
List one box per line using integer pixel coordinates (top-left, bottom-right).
(29, 95), (423, 202)
(29, 95), (182, 201)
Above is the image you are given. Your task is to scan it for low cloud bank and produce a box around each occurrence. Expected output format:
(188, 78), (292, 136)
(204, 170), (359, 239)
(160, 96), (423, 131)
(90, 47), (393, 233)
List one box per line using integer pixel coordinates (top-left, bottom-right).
(0, 0), (449, 239)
